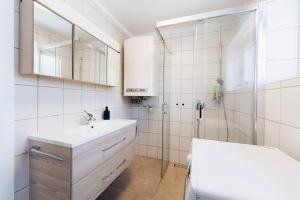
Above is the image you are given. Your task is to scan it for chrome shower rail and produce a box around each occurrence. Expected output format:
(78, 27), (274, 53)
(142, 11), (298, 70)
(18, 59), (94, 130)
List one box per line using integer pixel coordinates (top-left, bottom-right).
(156, 3), (257, 28)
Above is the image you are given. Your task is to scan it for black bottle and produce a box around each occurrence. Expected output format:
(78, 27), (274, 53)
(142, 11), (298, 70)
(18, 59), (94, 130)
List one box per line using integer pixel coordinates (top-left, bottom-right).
(103, 107), (110, 120)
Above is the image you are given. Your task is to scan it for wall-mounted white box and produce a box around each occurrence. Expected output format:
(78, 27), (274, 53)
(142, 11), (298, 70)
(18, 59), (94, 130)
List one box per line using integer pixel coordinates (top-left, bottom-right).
(124, 36), (159, 96)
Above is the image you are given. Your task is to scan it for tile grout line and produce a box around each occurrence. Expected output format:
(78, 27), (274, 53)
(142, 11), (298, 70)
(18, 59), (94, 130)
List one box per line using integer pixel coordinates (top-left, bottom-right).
(36, 77), (41, 136)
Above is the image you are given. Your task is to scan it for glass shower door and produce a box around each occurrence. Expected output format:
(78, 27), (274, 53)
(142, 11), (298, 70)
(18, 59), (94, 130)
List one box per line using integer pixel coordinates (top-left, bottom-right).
(161, 43), (171, 177)
(194, 11), (257, 144)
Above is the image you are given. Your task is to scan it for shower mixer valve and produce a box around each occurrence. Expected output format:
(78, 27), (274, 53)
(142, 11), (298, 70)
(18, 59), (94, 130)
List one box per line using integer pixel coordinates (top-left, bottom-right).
(196, 100), (205, 119)
(195, 100), (205, 139)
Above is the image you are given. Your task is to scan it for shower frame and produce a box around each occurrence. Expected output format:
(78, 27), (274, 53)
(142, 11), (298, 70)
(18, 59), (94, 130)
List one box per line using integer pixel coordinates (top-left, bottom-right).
(155, 2), (259, 156)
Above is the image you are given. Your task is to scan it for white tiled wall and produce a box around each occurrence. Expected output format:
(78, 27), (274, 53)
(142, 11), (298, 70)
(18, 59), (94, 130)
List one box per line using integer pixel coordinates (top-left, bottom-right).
(263, 78), (300, 161)
(260, 0), (300, 83)
(14, 0), (131, 198)
(132, 99), (162, 159)
(258, 0), (300, 162)
(168, 30), (211, 165)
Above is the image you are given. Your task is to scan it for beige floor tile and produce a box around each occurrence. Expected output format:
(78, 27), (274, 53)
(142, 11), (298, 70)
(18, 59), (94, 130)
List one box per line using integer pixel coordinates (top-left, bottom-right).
(98, 156), (185, 200)
(131, 194), (154, 200)
(156, 177), (184, 199)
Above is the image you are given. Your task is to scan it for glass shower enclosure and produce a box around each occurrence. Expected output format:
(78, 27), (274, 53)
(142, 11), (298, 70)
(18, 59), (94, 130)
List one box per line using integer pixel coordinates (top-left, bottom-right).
(157, 5), (257, 176)
(194, 12), (257, 144)
(159, 39), (172, 177)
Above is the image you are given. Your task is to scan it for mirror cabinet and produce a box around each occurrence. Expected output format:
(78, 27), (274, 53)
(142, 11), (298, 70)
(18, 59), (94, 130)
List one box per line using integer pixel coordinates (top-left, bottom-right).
(20, 0), (120, 86)
(107, 47), (121, 86)
(73, 26), (107, 85)
(33, 2), (73, 79)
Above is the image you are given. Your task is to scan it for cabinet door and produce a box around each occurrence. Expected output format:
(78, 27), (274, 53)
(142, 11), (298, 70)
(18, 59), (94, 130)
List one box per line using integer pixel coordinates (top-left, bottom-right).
(30, 2), (73, 79)
(73, 26), (107, 85)
(29, 140), (71, 200)
(106, 47), (120, 86)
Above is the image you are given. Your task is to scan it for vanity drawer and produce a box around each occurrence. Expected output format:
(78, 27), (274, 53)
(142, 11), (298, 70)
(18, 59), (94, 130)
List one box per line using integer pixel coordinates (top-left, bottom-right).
(113, 143), (135, 178)
(102, 125), (136, 160)
(72, 140), (105, 184)
(72, 124), (136, 184)
(72, 142), (136, 200)
(72, 164), (106, 200)
(29, 140), (71, 200)
(102, 142), (135, 188)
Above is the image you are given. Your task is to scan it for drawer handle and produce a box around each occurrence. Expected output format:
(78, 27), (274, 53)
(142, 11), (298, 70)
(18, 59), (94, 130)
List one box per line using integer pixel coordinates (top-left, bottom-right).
(102, 172), (113, 181)
(116, 159), (127, 170)
(30, 146), (64, 161)
(102, 137), (126, 152)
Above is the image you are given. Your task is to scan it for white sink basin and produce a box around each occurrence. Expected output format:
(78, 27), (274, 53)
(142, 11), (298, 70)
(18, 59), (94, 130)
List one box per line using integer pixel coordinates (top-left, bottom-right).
(29, 119), (136, 148)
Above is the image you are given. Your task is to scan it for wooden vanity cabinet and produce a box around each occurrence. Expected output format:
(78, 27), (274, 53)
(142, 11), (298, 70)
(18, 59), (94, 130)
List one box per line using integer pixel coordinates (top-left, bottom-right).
(29, 124), (136, 200)
(29, 141), (72, 200)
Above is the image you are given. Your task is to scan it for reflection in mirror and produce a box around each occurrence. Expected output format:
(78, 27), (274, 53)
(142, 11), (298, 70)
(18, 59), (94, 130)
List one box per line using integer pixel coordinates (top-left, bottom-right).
(34, 2), (73, 79)
(107, 47), (120, 86)
(73, 26), (107, 84)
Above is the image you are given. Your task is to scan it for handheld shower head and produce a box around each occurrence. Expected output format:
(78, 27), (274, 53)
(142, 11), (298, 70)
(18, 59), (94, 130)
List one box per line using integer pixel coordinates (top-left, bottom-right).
(217, 78), (224, 85)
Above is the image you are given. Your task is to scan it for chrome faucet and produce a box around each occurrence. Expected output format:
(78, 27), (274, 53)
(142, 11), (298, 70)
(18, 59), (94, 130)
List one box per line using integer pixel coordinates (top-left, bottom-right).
(83, 110), (96, 124)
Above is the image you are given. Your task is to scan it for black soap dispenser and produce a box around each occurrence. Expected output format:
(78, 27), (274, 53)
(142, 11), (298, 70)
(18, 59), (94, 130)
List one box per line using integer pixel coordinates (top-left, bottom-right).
(103, 107), (110, 120)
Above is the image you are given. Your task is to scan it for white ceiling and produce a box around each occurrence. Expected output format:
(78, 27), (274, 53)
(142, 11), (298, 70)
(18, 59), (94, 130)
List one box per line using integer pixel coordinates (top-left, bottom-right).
(97, 0), (251, 36)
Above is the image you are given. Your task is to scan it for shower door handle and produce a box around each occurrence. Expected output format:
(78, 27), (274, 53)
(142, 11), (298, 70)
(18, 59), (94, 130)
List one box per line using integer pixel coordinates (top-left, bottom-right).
(162, 103), (167, 114)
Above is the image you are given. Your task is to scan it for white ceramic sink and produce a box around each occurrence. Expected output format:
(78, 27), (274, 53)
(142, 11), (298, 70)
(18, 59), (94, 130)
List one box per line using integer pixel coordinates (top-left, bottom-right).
(29, 119), (136, 148)
(66, 120), (132, 136)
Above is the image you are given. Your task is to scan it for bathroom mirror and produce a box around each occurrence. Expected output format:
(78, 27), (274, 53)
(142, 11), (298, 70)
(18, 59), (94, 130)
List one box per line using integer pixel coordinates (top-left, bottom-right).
(33, 2), (73, 79)
(73, 26), (107, 84)
(20, 0), (121, 87)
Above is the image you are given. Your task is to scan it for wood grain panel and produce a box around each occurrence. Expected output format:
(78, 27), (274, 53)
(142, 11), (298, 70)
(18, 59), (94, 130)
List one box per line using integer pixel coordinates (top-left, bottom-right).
(29, 140), (71, 200)
(29, 123), (137, 199)
(20, 0), (34, 74)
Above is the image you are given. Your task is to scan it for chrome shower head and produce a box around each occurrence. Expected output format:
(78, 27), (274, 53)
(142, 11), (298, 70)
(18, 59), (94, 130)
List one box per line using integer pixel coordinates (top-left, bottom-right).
(217, 78), (224, 85)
